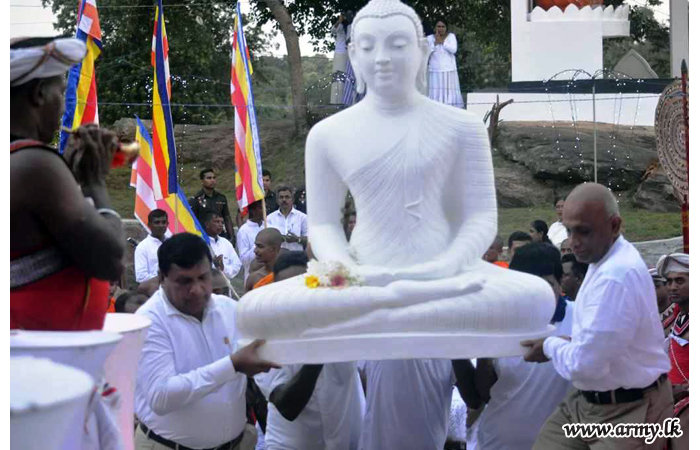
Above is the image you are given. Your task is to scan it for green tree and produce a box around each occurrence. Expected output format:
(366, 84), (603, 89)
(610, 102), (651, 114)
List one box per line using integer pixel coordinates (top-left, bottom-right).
(604, 1), (671, 77)
(44, 0), (273, 126)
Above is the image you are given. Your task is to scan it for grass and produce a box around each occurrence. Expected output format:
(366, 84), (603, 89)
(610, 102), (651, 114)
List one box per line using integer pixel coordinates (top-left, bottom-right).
(498, 205), (682, 243)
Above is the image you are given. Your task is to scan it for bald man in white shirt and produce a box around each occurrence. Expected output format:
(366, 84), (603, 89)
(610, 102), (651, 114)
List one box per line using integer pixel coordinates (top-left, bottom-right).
(522, 183), (673, 449)
(134, 233), (279, 450)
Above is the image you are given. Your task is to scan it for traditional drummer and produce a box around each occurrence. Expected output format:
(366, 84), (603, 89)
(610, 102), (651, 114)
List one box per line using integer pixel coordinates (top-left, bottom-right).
(10, 36), (125, 330)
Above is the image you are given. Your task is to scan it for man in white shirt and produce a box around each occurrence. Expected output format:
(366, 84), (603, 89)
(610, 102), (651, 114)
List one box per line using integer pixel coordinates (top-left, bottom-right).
(267, 186), (308, 252)
(475, 243), (573, 450)
(134, 209), (168, 283)
(237, 200), (265, 283)
(134, 233), (280, 450)
(204, 211), (242, 280)
(360, 357), (481, 450)
(522, 183), (673, 449)
(547, 196), (568, 248)
(255, 251), (365, 450)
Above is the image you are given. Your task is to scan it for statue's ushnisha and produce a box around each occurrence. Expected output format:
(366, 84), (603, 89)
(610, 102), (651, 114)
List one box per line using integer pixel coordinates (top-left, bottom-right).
(236, 0), (555, 363)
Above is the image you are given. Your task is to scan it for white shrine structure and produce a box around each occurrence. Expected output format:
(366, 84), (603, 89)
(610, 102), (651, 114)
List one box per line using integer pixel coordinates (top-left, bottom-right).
(511, 1), (630, 83)
(466, 0), (687, 127)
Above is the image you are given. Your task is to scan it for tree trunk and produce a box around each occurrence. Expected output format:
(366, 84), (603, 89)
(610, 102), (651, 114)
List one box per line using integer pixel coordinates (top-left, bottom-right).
(259, 0), (308, 136)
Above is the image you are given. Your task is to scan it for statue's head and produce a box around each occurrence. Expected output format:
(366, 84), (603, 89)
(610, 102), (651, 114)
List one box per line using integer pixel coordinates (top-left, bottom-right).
(349, 0), (429, 98)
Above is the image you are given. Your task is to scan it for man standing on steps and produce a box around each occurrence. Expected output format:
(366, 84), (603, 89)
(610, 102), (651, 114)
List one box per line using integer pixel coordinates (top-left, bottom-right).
(135, 209), (169, 284)
(237, 200), (265, 285)
(262, 169), (278, 214)
(267, 186), (308, 252)
(189, 168), (235, 242)
(203, 212), (242, 280)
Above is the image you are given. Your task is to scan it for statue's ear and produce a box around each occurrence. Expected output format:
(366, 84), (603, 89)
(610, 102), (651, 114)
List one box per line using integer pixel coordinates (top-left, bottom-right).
(348, 43), (366, 94)
(416, 37), (429, 95)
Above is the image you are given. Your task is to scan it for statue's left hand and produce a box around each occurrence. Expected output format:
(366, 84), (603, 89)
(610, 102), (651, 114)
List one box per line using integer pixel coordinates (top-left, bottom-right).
(351, 264), (398, 287)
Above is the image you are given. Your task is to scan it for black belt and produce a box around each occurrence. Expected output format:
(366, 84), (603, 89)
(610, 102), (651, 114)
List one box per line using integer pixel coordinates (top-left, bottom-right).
(581, 374), (668, 405)
(139, 422), (244, 450)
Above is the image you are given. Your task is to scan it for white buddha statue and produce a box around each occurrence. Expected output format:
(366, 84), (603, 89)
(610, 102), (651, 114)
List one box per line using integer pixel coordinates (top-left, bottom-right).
(236, 0), (555, 363)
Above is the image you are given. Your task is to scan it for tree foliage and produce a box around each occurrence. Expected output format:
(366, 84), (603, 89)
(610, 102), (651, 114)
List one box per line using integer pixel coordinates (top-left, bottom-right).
(43, 0), (274, 126)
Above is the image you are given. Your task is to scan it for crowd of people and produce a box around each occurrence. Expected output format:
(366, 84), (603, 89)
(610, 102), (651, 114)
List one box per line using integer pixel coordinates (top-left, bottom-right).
(9, 18), (689, 450)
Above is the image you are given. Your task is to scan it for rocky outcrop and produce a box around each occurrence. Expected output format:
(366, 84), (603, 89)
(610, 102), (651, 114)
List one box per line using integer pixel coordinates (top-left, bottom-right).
(632, 168), (681, 212)
(493, 162), (557, 207)
(496, 121), (658, 190)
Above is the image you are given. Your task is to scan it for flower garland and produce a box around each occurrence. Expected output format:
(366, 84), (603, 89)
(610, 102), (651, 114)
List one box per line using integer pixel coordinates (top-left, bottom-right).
(304, 260), (362, 289)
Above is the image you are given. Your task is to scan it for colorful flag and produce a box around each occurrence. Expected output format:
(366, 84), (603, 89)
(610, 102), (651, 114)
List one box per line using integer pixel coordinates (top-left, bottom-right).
(132, 116), (209, 244)
(59, 0), (102, 154)
(231, 3), (264, 212)
(151, 0), (178, 200)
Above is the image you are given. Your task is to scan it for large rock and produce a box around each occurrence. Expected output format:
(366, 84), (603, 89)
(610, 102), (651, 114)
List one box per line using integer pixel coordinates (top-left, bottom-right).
(493, 161), (558, 207)
(632, 167), (681, 212)
(497, 121), (658, 190)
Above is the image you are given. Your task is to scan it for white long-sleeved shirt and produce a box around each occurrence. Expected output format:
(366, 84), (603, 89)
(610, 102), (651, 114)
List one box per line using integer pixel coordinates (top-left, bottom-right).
(134, 235), (164, 282)
(427, 33), (458, 72)
(134, 288), (247, 449)
(255, 362), (365, 450)
(209, 235), (241, 279)
(544, 236), (670, 391)
(267, 208), (308, 252)
(547, 221), (568, 248)
(478, 302), (574, 450)
(359, 359), (455, 450)
(237, 220), (264, 282)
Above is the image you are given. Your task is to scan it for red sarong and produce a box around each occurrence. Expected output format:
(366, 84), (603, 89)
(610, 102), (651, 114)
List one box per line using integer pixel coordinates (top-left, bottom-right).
(11, 256), (110, 331)
(10, 139), (110, 331)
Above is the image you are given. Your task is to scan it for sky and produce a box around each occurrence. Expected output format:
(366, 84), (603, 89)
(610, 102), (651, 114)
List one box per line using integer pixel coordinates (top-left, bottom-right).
(11, 0), (671, 56)
(9, 0), (326, 57)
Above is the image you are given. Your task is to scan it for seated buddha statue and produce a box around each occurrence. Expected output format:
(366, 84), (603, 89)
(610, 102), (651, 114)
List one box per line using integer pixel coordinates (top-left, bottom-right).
(235, 0), (555, 363)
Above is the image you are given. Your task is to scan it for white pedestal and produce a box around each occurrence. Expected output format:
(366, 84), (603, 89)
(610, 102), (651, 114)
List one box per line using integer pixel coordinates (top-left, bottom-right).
(10, 330), (123, 450)
(103, 313), (152, 450)
(11, 357), (94, 450)
(239, 327), (555, 365)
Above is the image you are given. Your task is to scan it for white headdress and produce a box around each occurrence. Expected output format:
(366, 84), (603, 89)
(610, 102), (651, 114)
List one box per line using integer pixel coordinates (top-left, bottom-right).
(11, 37), (86, 87)
(648, 267), (665, 283)
(656, 253), (689, 278)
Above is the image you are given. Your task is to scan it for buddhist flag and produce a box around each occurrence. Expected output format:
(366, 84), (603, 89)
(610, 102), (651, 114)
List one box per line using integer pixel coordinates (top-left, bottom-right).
(59, 0), (102, 154)
(132, 116), (209, 244)
(151, 0), (178, 200)
(231, 3), (264, 211)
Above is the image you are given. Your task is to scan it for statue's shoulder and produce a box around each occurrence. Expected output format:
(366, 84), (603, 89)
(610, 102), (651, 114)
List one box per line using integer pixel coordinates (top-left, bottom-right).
(306, 104), (366, 145)
(422, 100), (487, 138)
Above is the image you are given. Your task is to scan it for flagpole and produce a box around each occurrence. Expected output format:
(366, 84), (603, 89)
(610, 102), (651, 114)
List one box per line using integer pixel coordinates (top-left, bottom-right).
(262, 197), (268, 228)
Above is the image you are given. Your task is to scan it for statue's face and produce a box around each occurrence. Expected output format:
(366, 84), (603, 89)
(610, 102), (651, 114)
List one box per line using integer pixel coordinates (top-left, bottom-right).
(350, 15), (425, 97)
